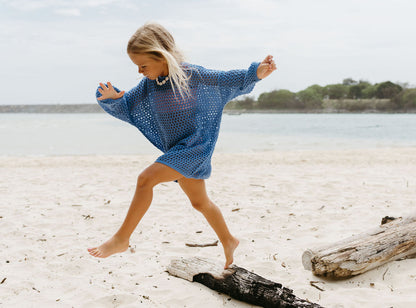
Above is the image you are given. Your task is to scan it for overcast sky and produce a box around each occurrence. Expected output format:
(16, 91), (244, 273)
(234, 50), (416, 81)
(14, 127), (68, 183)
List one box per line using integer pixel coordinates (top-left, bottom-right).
(1, 0), (415, 105)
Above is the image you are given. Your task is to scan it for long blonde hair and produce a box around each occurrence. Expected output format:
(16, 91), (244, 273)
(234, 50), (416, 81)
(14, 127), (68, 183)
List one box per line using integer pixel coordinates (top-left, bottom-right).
(127, 22), (190, 98)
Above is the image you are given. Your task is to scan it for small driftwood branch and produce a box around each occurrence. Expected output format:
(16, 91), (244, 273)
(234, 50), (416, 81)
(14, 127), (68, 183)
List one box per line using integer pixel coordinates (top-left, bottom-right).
(185, 240), (218, 247)
(309, 281), (325, 292)
(302, 214), (416, 279)
(168, 257), (322, 308)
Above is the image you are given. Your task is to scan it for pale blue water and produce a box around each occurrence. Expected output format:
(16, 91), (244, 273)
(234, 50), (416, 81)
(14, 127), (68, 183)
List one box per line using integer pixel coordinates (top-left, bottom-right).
(0, 113), (415, 156)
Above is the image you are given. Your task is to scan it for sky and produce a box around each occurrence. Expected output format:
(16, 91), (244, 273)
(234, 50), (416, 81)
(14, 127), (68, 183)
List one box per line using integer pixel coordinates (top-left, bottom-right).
(1, 0), (415, 105)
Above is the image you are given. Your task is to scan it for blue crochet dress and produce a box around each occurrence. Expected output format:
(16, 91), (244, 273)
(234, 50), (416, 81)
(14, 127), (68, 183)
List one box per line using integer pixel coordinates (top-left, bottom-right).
(96, 62), (260, 179)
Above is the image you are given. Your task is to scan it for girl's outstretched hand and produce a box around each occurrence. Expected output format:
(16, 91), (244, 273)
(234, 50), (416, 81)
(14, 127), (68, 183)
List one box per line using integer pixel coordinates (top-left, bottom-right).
(256, 55), (277, 80)
(97, 82), (125, 101)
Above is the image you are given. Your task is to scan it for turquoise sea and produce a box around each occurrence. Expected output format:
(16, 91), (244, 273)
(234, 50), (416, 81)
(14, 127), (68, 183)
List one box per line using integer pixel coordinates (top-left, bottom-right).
(1, 113), (415, 156)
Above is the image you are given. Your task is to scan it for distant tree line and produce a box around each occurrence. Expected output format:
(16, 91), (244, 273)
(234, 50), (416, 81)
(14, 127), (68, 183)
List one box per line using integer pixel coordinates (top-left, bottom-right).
(226, 79), (416, 112)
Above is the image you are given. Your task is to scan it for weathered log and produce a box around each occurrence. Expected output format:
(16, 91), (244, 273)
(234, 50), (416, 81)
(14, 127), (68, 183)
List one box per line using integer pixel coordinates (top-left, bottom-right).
(302, 214), (416, 279)
(167, 257), (322, 308)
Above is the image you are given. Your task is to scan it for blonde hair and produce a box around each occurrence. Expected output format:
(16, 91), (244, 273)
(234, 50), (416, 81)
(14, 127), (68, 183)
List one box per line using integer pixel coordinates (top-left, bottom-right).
(127, 22), (190, 98)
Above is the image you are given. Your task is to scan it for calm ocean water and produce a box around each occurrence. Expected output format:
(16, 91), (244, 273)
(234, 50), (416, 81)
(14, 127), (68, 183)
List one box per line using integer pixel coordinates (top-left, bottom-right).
(1, 113), (415, 156)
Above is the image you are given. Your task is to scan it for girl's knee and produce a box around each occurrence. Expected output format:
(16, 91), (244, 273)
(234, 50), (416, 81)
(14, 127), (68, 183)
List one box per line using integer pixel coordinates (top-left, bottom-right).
(136, 163), (181, 189)
(191, 199), (212, 212)
(137, 171), (155, 189)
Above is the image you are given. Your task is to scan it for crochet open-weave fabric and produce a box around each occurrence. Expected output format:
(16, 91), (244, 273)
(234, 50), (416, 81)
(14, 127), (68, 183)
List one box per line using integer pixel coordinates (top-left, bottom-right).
(96, 62), (260, 179)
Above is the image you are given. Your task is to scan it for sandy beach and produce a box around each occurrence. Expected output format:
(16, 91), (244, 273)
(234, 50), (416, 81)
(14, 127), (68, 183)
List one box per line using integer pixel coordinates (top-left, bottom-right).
(1, 148), (416, 307)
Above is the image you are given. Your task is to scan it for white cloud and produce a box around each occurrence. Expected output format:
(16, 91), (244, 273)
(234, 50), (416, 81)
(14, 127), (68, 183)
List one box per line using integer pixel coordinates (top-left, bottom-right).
(1, 0), (123, 11)
(82, 0), (121, 7)
(5, 0), (61, 11)
(54, 8), (81, 16)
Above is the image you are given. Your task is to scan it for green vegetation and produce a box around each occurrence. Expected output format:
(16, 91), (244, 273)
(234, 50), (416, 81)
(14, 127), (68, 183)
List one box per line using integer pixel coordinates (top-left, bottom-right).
(226, 79), (416, 112)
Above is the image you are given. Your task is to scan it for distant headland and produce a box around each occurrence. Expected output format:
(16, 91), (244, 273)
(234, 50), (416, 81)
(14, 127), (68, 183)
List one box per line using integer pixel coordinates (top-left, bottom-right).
(0, 104), (104, 113)
(1, 77), (415, 114)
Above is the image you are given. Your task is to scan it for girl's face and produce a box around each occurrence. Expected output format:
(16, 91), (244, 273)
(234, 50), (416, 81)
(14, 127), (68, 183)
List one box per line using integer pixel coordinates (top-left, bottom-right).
(128, 53), (169, 80)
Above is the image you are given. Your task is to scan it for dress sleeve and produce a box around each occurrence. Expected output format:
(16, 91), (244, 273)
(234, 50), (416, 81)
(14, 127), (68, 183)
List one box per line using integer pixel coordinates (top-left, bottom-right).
(96, 79), (147, 125)
(194, 62), (261, 104)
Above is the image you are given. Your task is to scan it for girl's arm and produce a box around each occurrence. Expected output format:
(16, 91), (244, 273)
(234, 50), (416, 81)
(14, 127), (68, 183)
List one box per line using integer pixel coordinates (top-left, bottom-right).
(96, 80), (147, 125)
(217, 62), (259, 103)
(195, 55), (276, 104)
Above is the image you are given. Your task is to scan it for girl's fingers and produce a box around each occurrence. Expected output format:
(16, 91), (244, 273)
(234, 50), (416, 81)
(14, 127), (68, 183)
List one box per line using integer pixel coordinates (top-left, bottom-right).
(116, 91), (125, 98)
(98, 82), (124, 99)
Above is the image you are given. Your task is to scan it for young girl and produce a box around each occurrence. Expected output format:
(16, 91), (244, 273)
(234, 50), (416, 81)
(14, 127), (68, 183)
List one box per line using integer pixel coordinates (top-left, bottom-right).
(88, 22), (276, 269)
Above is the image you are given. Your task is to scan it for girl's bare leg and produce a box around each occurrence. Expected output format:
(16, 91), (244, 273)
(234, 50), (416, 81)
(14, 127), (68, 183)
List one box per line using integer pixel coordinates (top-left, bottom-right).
(178, 178), (239, 269)
(88, 163), (182, 258)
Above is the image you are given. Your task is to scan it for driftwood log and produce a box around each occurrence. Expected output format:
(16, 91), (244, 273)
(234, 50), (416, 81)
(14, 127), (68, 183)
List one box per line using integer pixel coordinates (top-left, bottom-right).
(302, 215), (416, 279)
(167, 257), (322, 308)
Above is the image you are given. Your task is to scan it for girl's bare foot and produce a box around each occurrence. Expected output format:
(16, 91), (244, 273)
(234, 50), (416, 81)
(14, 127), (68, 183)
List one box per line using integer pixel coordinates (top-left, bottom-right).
(88, 235), (129, 258)
(223, 236), (239, 269)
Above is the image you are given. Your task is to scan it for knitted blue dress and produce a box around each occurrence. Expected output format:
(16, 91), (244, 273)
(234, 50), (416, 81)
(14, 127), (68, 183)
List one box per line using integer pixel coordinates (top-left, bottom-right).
(96, 62), (260, 179)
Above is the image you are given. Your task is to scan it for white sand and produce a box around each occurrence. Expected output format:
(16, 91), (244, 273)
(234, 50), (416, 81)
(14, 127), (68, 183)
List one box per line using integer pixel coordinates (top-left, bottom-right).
(1, 148), (416, 307)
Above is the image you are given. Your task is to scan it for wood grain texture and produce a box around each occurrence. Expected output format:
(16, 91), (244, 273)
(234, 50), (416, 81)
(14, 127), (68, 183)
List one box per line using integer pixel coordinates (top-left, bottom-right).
(302, 215), (416, 279)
